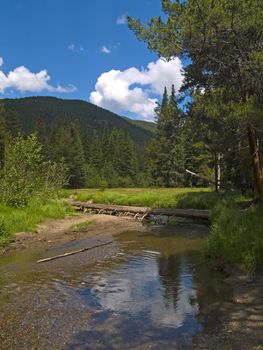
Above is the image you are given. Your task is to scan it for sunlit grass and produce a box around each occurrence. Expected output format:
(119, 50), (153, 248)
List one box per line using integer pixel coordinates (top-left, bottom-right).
(60, 187), (244, 210)
(0, 198), (74, 245)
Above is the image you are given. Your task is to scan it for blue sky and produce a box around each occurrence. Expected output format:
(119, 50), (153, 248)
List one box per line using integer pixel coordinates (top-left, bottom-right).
(0, 0), (184, 120)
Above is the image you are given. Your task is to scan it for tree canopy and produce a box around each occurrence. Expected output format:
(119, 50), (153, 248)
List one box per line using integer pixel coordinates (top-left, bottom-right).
(128, 0), (263, 196)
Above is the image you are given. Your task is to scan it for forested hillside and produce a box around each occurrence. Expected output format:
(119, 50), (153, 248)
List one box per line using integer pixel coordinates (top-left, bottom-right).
(3, 97), (153, 147)
(0, 97), (155, 189)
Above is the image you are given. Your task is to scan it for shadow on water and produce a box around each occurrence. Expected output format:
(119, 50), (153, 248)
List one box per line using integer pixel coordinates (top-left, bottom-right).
(0, 223), (233, 350)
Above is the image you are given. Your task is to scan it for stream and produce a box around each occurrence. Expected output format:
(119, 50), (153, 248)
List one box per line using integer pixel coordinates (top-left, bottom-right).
(0, 222), (233, 349)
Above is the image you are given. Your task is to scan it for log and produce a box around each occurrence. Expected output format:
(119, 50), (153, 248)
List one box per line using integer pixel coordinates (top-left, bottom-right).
(36, 240), (113, 264)
(150, 208), (211, 220)
(66, 200), (211, 221)
(185, 169), (216, 185)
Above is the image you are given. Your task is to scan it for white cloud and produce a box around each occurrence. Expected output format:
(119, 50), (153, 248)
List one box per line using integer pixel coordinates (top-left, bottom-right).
(68, 43), (84, 53)
(0, 57), (3, 67)
(116, 14), (127, 25)
(100, 45), (111, 54)
(0, 59), (76, 94)
(90, 57), (184, 120)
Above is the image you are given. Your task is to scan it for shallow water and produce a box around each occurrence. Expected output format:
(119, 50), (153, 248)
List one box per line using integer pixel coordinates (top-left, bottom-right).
(0, 223), (233, 349)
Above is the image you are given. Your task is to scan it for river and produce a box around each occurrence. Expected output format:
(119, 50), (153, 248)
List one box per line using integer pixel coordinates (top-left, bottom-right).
(0, 222), (234, 349)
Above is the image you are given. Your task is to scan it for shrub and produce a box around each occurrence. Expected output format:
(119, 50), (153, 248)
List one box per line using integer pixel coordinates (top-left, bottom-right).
(0, 134), (68, 207)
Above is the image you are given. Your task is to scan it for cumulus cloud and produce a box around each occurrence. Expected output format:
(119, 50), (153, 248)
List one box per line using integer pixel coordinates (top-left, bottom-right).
(100, 45), (111, 54)
(90, 57), (184, 120)
(0, 60), (76, 94)
(68, 43), (84, 53)
(0, 57), (3, 67)
(116, 14), (127, 25)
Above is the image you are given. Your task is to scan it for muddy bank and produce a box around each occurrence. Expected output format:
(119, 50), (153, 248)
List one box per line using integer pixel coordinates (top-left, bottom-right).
(0, 213), (147, 255)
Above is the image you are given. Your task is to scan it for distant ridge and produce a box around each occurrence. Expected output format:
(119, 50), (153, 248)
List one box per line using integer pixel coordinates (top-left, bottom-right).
(2, 96), (154, 146)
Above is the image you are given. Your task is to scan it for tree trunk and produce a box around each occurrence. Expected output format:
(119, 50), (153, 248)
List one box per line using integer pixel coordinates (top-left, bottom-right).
(247, 125), (263, 197)
(214, 152), (221, 192)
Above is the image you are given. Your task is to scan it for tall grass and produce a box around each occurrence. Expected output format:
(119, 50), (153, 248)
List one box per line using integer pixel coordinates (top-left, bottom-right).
(0, 196), (74, 245)
(61, 187), (227, 209)
(61, 187), (248, 210)
(207, 203), (263, 272)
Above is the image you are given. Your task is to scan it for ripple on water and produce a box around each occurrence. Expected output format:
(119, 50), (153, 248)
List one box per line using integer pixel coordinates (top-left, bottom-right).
(0, 225), (233, 350)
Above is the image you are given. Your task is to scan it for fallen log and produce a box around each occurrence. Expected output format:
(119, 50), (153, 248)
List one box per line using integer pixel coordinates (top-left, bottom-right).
(66, 200), (211, 221)
(69, 201), (151, 214)
(37, 240), (113, 264)
(150, 208), (211, 220)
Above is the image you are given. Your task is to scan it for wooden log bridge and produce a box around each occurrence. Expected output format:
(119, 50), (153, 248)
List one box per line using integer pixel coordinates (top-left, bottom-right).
(67, 200), (211, 222)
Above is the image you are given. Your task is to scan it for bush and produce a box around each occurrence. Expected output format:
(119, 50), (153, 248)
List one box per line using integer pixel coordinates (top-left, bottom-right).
(0, 134), (68, 207)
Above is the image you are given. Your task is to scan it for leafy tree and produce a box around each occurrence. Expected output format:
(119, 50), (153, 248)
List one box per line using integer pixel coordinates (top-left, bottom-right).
(128, 0), (263, 196)
(1, 134), (45, 207)
(0, 133), (68, 207)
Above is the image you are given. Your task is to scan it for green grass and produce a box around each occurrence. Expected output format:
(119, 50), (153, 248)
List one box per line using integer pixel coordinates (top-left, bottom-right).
(60, 187), (248, 210)
(0, 197), (74, 245)
(60, 187), (227, 209)
(70, 220), (94, 232)
(207, 203), (263, 273)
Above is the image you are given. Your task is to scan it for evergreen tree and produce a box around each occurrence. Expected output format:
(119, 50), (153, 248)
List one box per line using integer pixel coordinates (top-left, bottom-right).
(149, 86), (184, 187)
(169, 85), (185, 185)
(49, 120), (86, 188)
(0, 103), (6, 168)
(5, 107), (23, 138)
(89, 135), (103, 170)
(35, 115), (48, 159)
(128, 0), (263, 196)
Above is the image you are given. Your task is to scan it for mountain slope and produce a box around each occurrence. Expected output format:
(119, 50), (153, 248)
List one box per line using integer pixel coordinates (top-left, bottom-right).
(2, 96), (154, 146)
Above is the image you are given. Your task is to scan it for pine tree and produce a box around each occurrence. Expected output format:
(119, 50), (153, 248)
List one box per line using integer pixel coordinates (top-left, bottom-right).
(35, 115), (48, 159)
(0, 103), (6, 167)
(128, 0), (263, 196)
(49, 120), (86, 188)
(169, 85), (185, 186)
(5, 107), (23, 138)
(149, 86), (184, 187)
(89, 135), (103, 170)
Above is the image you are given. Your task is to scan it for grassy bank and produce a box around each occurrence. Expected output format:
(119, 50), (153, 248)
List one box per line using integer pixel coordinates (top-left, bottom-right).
(62, 187), (261, 272)
(2, 187), (261, 273)
(0, 197), (74, 245)
(207, 203), (263, 273)
(60, 187), (231, 209)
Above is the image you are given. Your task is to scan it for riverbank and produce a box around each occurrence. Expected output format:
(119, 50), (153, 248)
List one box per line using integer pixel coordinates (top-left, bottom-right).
(0, 198), (74, 246)
(0, 212), (147, 256)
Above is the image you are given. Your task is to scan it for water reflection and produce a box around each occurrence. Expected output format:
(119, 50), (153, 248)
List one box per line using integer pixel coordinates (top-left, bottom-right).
(74, 225), (232, 348)
(0, 224), (233, 350)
